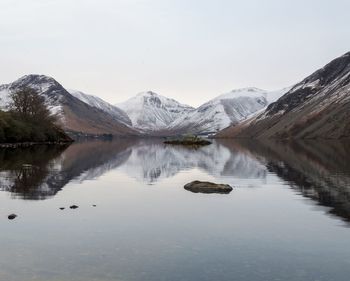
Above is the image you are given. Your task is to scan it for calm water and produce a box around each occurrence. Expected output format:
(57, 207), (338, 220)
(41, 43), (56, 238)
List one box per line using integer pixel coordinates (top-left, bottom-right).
(0, 139), (350, 281)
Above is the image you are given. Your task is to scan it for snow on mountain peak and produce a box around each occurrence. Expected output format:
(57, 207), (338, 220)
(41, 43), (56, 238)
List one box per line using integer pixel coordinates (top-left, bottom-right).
(115, 86), (290, 135)
(230, 87), (265, 94)
(117, 91), (194, 132)
(215, 87), (267, 101)
(168, 87), (290, 135)
(0, 74), (292, 136)
(136, 91), (157, 97)
(0, 74), (64, 116)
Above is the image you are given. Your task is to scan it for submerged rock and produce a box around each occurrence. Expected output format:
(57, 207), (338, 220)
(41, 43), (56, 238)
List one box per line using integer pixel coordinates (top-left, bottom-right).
(70, 205), (79, 209)
(184, 181), (233, 194)
(8, 214), (17, 220)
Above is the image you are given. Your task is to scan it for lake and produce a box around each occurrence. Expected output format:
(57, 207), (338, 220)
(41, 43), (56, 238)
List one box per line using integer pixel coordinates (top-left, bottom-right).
(0, 139), (350, 281)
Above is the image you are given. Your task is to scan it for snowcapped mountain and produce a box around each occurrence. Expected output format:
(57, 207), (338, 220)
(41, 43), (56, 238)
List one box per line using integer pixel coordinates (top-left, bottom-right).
(0, 75), (137, 136)
(0, 74), (292, 138)
(0, 75), (65, 116)
(117, 91), (194, 132)
(217, 52), (350, 139)
(116, 88), (287, 135)
(167, 87), (288, 135)
(69, 90), (131, 126)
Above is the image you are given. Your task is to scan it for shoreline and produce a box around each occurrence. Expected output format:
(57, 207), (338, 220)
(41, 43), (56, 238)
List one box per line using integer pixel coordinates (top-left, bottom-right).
(0, 141), (73, 148)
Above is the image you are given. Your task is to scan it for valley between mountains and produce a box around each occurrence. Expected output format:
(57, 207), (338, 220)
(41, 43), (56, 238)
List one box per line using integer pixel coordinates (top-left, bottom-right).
(1, 51), (349, 139)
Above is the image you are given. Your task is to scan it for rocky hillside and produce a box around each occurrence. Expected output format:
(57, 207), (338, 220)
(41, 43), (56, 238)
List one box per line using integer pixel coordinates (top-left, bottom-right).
(0, 75), (137, 137)
(217, 52), (350, 139)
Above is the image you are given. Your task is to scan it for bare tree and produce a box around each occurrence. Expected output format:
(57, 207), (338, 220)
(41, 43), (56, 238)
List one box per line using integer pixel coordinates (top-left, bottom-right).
(9, 87), (58, 125)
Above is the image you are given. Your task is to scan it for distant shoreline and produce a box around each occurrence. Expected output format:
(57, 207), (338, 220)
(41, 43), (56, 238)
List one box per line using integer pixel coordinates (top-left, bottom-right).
(0, 141), (73, 148)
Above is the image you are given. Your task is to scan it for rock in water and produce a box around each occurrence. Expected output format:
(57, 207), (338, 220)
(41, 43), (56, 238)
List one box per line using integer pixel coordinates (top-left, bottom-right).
(8, 214), (17, 220)
(70, 205), (79, 209)
(184, 181), (233, 194)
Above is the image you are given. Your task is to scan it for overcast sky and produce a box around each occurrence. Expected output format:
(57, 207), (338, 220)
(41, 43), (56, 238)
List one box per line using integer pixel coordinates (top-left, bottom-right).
(0, 0), (349, 106)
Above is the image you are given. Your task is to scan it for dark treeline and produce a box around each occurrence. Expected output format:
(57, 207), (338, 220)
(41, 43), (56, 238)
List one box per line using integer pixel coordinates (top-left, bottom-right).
(0, 87), (72, 143)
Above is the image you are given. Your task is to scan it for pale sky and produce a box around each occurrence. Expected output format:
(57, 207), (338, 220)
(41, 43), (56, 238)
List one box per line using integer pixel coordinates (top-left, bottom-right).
(0, 0), (349, 107)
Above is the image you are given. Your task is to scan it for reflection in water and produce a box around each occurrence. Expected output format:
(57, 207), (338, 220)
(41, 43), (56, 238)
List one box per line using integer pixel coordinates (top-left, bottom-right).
(120, 140), (267, 183)
(0, 140), (134, 200)
(235, 140), (350, 224)
(1, 139), (350, 281)
(0, 138), (350, 225)
(0, 145), (68, 200)
(0, 139), (268, 200)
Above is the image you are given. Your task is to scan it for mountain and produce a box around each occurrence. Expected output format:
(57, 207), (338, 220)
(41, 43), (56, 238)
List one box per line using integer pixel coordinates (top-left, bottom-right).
(117, 88), (287, 136)
(217, 52), (350, 139)
(0, 74), (296, 138)
(117, 91), (194, 132)
(167, 87), (287, 135)
(68, 90), (131, 126)
(0, 75), (137, 136)
(0, 75), (63, 115)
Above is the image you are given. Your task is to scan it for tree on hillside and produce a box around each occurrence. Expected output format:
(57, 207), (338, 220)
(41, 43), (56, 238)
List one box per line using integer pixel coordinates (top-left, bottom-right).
(9, 87), (58, 125)
(0, 87), (72, 143)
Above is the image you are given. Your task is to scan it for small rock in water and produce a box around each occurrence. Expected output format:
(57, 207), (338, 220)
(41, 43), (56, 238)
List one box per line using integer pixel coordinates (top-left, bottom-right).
(8, 214), (17, 220)
(70, 205), (79, 209)
(59, 207), (65, 210)
(184, 181), (233, 194)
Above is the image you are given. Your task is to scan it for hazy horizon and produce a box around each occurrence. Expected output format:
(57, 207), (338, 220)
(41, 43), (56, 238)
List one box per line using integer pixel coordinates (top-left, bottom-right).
(1, 0), (349, 107)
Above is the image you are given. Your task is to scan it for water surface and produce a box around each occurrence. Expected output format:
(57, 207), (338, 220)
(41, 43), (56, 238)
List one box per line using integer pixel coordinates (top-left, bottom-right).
(0, 139), (350, 281)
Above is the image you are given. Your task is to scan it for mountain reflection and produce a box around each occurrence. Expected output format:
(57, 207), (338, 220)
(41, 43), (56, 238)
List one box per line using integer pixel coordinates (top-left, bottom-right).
(236, 140), (350, 224)
(120, 140), (267, 183)
(0, 140), (134, 200)
(1, 138), (350, 225)
(0, 139), (268, 199)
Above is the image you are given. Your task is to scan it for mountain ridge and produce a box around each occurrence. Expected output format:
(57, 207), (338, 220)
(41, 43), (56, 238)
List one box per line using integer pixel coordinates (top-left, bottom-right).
(0, 75), (291, 137)
(117, 87), (288, 135)
(3, 51), (348, 139)
(68, 89), (132, 126)
(217, 51), (350, 139)
(0, 75), (138, 137)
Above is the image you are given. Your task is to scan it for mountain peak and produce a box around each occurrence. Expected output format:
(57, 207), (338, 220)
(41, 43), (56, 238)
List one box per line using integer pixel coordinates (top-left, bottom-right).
(134, 91), (177, 103)
(7, 74), (66, 97)
(216, 87), (267, 101)
(13, 74), (58, 86)
(117, 92), (194, 132)
(229, 87), (265, 93)
(140, 91), (159, 96)
(138, 91), (158, 96)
